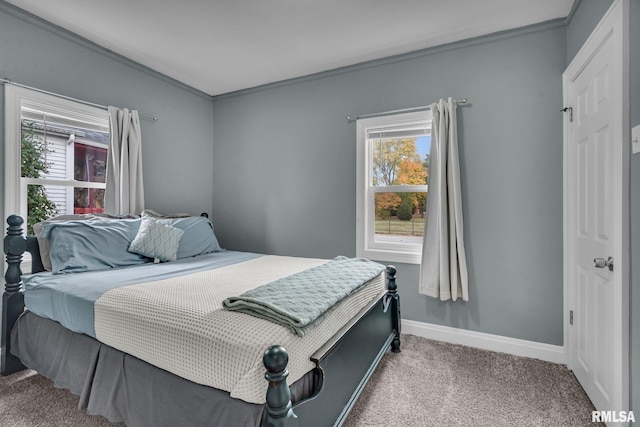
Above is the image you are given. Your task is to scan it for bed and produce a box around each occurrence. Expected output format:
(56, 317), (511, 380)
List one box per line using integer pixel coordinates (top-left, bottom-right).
(1, 213), (401, 427)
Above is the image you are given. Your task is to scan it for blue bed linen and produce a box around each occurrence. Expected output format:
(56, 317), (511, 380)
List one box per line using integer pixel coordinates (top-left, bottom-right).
(22, 251), (261, 338)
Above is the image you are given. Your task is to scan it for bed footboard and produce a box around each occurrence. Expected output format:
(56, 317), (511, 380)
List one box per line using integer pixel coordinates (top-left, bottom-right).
(262, 266), (401, 427)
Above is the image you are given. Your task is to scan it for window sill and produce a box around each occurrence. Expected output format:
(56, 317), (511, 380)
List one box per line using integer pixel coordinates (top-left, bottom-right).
(357, 247), (421, 265)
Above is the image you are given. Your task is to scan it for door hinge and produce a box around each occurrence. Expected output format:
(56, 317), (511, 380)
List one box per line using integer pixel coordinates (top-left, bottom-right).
(561, 106), (573, 122)
(570, 310), (573, 325)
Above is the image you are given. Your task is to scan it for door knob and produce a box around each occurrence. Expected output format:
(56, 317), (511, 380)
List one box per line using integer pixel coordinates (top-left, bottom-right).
(594, 256), (614, 271)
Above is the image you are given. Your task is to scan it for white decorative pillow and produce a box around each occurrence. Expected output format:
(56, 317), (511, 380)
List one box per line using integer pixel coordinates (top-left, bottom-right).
(128, 218), (184, 262)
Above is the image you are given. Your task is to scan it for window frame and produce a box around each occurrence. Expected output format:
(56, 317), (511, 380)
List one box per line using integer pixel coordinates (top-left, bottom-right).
(356, 110), (431, 264)
(4, 85), (109, 232)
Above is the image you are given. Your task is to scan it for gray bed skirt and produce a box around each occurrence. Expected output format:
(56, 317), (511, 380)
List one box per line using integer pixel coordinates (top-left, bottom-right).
(11, 311), (317, 427)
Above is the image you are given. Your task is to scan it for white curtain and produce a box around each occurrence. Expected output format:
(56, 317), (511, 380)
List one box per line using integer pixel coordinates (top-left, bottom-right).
(105, 106), (145, 215)
(419, 98), (468, 301)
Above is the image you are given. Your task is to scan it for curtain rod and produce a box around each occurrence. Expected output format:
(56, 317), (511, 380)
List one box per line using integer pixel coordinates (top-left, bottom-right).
(0, 78), (158, 122)
(346, 98), (468, 122)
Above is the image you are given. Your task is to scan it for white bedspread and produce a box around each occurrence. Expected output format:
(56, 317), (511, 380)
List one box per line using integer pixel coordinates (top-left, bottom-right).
(94, 255), (386, 404)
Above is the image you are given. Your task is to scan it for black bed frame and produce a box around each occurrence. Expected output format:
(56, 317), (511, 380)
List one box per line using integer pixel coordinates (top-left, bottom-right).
(1, 215), (401, 427)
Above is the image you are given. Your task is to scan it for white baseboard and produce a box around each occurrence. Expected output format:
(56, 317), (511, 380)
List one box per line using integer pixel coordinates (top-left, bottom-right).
(401, 319), (566, 364)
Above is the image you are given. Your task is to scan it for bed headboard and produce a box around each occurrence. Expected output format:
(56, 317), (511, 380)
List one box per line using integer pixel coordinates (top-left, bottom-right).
(6, 212), (212, 276)
(2, 215), (33, 374)
(4, 215), (44, 275)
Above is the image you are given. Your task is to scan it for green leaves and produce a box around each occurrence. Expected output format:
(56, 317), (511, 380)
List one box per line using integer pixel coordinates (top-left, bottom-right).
(21, 121), (58, 234)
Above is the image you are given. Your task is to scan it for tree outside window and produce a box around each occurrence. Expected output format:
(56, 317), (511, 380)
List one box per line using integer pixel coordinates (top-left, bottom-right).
(372, 137), (428, 222)
(20, 121), (57, 235)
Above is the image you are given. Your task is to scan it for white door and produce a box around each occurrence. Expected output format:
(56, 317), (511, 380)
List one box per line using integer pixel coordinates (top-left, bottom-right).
(563, 0), (629, 421)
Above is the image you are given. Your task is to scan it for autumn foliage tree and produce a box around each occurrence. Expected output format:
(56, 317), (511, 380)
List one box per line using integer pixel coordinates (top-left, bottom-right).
(372, 138), (421, 186)
(372, 137), (428, 220)
(397, 157), (427, 213)
(375, 193), (401, 219)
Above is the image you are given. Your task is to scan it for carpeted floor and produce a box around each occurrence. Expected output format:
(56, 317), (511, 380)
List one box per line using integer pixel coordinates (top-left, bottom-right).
(342, 334), (600, 427)
(0, 369), (111, 427)
(0, 334), (600, 427)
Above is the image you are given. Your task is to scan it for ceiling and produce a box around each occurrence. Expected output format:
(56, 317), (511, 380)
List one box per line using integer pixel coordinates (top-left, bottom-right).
(7, 0), (574, 96)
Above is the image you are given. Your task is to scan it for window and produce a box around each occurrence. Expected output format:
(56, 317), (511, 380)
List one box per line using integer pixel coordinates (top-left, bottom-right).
(356, 110), (431, 264)
(4, 85), (110, 236)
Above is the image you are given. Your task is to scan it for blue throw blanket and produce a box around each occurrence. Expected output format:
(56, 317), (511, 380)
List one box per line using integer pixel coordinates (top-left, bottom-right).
(222, 256), (385, 336)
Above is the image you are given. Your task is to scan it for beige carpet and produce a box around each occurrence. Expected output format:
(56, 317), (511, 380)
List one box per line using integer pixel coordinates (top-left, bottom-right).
(343, 334), (600, 427)
(0, 369), (111, 427)
(0, 334), (600, 427)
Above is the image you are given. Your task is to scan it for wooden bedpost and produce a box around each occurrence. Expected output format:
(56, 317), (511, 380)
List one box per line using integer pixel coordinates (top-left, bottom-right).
(262, 345), (298, 427)
(1, 215), (26, 375)
(386, 265), (401, 353)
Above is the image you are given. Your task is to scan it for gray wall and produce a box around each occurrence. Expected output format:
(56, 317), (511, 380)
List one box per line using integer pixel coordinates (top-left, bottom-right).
(566, 0), (640, 417)
(565, 0), (615, 60)
(0, 2), (215, 221)
(212, 22), (567, 346)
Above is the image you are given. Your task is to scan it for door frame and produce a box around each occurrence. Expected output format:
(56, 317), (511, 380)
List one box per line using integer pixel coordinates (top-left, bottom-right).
(563, 0), (629, 415)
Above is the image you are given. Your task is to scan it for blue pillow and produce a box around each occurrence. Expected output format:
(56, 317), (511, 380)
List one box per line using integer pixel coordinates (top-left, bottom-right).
(42, 219), (150, 274)
(154, 216), (223, 258)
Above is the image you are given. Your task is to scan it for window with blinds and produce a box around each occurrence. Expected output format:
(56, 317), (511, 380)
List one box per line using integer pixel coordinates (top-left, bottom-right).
(5, 85), (109, 235)
(356, 110), (431, 264)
